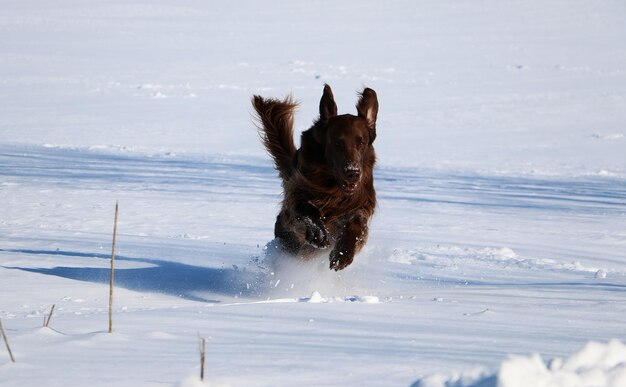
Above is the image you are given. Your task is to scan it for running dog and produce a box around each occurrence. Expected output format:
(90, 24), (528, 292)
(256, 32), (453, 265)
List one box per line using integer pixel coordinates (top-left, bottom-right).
(252, 84), (378, 270)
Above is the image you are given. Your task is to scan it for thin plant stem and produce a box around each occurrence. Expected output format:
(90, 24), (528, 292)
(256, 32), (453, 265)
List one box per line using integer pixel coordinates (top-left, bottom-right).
(108, 202), (119, 333)
(0, 318), (16, 363)
(44, 304), (56, 328)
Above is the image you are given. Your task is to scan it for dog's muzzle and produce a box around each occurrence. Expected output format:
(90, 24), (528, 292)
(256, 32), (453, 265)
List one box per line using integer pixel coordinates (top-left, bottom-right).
(341, 164), (361, 194)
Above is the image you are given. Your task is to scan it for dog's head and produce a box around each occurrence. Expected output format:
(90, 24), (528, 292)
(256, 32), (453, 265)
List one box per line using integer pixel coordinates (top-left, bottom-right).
(313, 84), (378, 195)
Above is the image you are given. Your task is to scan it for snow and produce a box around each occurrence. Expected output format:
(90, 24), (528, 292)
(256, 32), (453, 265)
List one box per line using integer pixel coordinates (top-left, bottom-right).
(1, 0), (626, 386)
(412, 340), (626, 387)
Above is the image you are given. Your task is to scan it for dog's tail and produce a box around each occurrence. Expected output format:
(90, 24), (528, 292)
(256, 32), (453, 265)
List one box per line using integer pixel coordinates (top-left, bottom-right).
(252, 95), (298, 180)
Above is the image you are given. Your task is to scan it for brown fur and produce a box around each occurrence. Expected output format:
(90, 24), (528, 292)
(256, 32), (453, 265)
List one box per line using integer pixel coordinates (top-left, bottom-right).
(253, 84), (378, 270)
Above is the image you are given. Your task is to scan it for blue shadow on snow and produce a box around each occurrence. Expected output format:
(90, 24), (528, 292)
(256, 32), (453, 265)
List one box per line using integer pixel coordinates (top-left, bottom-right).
(1, 248), (266, 303)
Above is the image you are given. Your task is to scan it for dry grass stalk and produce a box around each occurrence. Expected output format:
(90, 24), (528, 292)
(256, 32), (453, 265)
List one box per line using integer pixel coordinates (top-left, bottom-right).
(0, 318), (16, 363)
(44, 304), (56, 327)
(108, 202), (119, 334)
(199, 337), (206, 381)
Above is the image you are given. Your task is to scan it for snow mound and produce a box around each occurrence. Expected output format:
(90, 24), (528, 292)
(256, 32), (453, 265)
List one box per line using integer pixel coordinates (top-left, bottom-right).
(298, 291), (380, 304)
(412, 340), (626, 387)
(178, 376), (231, 387)
(390, 245), (608, 275)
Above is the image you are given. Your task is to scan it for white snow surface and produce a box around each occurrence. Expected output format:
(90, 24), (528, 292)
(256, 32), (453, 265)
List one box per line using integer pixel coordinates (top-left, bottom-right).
(1, 1), (625, 386)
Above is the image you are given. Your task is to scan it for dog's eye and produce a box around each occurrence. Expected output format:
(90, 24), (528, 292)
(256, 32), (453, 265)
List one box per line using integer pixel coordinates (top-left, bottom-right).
(334, 141), (343, 149)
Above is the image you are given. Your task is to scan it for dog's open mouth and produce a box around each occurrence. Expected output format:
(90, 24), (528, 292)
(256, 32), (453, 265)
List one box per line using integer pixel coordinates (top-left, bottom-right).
(341, 181), (358, 194)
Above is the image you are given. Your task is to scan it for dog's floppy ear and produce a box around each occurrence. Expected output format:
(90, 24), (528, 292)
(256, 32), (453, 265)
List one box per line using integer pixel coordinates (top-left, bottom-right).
(356, 87), (378, 144)
(313, 84), (338, 143)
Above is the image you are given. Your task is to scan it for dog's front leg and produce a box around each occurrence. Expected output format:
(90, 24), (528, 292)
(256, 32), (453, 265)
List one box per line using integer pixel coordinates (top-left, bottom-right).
(329, 211), (369, 271)
(294, 201), (330, 249)
(275, 201), (330, 254)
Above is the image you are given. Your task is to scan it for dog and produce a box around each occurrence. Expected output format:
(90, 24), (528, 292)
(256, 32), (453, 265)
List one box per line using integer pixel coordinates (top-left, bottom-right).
(252, 84), (378, 270)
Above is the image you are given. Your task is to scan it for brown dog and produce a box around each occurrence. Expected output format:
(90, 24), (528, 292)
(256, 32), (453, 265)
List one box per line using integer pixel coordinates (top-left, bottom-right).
(252, 84), (378, 271)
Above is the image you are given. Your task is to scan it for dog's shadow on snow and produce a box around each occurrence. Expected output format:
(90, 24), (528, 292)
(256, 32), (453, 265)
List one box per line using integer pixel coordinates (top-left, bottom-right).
(1, 248), (268, 303)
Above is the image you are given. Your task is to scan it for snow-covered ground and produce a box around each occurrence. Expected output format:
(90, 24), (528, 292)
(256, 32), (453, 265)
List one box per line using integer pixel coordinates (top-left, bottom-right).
(1, 1), (625, 386)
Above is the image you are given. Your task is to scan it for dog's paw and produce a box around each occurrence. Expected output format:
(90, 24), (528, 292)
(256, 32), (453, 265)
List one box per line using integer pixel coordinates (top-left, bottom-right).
(329, 249), (353, 271)
(302, 216), (329, 249)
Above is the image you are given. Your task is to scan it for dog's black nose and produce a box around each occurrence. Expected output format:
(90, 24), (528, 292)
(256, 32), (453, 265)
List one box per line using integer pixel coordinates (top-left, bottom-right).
(345, 165), (361, 182)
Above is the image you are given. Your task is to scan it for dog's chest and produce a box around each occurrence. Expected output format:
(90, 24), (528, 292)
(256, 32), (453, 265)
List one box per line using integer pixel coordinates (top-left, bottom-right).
(310, 192), (364, 222)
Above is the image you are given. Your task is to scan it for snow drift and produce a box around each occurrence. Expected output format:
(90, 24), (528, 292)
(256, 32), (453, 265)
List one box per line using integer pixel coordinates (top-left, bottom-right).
(413, 340), (626, 387)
